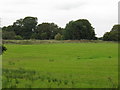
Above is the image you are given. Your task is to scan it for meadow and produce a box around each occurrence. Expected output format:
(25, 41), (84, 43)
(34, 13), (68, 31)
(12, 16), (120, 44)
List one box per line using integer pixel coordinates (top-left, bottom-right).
(2, 41), (118, 88)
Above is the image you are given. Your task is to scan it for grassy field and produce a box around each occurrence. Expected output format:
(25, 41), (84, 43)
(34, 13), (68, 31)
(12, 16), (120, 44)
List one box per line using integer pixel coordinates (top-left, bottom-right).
(2, 41), (118, 88)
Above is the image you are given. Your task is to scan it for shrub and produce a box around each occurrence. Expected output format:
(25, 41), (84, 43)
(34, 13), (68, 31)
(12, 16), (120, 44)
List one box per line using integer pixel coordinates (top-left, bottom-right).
(54, 33), (62, 40)
(0, 45), (7, 54)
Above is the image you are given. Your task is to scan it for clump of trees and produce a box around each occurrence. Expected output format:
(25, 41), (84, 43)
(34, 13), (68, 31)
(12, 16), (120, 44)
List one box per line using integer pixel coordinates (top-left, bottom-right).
(34, 23), (63, 40)
(2, 17), (64, 40)
(2, 16), (97, 40)
(103, 24), (120, 41)
(3, 17), (38, 39)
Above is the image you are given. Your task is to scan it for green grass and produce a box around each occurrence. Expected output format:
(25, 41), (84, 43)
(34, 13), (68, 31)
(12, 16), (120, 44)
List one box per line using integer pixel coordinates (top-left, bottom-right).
(2, 42), (118, 88)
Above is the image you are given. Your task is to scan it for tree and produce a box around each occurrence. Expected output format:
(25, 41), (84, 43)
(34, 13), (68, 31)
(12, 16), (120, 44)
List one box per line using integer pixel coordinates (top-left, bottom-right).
(36, 23), (61, 40)
(64, 19), (96, 40)
(30, 33), (38, 39)
(12, 16), (38, 39)
(103, 32), (110, 41)
(41, 33), (47, 40)
(2, 31), (16, 40)
(13, 19), (23, 36)
(111, 24), (120, 31)
(2, 25), (14, 32)
(21, 16), (38, 39)
(2, 16), (38, 40)
(103, 24), (120, 41)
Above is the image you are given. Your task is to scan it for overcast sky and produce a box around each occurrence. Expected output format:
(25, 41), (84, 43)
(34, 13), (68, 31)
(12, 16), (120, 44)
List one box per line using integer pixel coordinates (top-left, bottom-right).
(0, 0), (119, 37)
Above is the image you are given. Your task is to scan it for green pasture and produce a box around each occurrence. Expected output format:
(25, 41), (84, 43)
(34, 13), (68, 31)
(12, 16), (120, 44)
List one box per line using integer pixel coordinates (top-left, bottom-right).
(2, 42), (118, 88)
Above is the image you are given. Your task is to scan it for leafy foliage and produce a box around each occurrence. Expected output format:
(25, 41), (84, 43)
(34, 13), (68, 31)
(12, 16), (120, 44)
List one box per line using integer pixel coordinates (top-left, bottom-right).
(14, 35), (23, 40)
(103, 24), (120, 41)
(2, 17), (98, 40)
(64, 19), (96, 40)
(2, 17), (38, 40)
(2, 31), (16, 40)
(35, 23), (62, 40)
(22, 17), (38, 39)
(0, 45), (7, 54)
(55, 33), (63, 40)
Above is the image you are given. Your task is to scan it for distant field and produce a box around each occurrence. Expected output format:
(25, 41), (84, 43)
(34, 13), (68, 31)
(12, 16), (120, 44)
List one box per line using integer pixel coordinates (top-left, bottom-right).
(2, 42), (118, 88)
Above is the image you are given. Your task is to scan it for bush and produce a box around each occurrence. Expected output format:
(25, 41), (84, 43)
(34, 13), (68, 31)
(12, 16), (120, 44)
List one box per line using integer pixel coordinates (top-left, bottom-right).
(14, 35), (23, 40)
(54, 33), (62, 40)
(0, 45), (7, 54)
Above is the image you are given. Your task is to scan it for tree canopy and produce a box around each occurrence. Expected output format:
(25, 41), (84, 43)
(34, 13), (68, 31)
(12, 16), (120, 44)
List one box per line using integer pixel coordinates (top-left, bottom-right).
(103, 24), (120, 41)
(13, 16), (38, 39)
(35, 23), (62, 40)
(64, 19), (96, 40)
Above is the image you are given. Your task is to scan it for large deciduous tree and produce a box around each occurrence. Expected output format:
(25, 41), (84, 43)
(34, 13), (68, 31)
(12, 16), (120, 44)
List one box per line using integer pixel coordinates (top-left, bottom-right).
(13, 19), (23, 36)
(64, 19), (96, 40)
(2, 16), (38, 40)
(21, 16), (38, 39)
(35, 23), (62, 40)
(13, 16), (38, 39)
(103, 24), (120, 41)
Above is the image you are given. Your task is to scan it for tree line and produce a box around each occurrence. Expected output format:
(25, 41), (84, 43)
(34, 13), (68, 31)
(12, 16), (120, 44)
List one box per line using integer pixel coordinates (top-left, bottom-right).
(1, 16), (120, 41)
